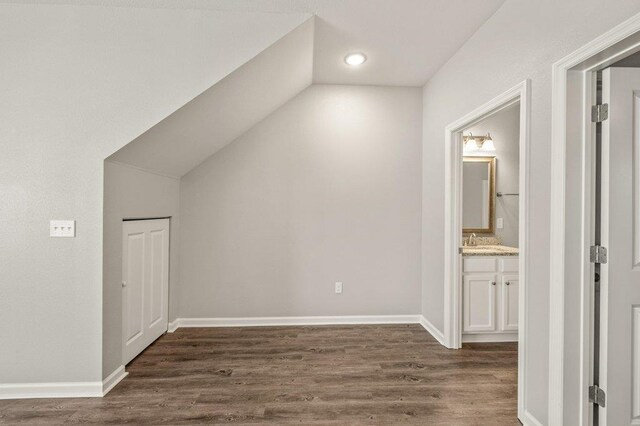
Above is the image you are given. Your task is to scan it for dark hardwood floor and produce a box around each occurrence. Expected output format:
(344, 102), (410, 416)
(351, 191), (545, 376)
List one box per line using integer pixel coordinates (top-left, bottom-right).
(0, 324), (518, 425)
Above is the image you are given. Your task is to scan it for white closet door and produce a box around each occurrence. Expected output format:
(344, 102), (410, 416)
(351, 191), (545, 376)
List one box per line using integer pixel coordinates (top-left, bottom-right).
(599, 68), (640, 425)
(122, 219), (169, 365)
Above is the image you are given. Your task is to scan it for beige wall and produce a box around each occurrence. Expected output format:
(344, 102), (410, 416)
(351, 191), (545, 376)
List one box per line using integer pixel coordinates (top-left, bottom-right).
(178, 84), (423, 318)
(102, 161), (180, 378)
(420, 0), (640, 422)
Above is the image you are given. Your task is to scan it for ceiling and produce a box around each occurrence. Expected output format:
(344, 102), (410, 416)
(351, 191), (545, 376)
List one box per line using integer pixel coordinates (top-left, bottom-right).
(109, 18), (314, 177)
(15, 0), (506, 86)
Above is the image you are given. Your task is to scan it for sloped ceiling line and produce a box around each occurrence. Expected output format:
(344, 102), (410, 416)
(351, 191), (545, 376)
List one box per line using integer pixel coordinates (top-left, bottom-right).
(109, 16), (315, 177)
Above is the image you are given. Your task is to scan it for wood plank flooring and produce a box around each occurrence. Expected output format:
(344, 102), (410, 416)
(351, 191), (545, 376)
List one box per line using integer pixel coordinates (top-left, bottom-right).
(0, 324), (518, 425)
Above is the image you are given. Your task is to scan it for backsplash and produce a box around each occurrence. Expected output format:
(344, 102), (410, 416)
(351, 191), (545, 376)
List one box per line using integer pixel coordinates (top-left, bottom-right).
(461, 235), (502, 246)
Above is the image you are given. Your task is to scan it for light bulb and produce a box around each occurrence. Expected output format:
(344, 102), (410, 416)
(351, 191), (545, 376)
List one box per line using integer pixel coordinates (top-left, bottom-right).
(344, 53), (367, 66)
(464, 139), (478, 154)
(481, 139), (496, 153)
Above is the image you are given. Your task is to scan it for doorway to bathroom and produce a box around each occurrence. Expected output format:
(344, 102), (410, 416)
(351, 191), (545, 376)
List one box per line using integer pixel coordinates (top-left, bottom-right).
(461, 102), (520, 344)
(443, 80), (530, 421)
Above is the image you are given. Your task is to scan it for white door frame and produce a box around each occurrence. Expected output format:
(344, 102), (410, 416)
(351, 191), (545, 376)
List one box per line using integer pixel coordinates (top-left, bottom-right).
(443, 79), (531, 420)
(549, 12), (640, 426)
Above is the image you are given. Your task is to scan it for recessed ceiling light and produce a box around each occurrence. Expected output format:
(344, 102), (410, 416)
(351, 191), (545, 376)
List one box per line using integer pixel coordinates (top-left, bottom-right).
(344, 52), (367, 66)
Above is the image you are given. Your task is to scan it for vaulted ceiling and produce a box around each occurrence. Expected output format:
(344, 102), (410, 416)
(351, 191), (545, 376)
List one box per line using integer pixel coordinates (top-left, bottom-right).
(109, 18), (314, 177)
(22, 0), (505, 86)
(95, 0), (507, 175)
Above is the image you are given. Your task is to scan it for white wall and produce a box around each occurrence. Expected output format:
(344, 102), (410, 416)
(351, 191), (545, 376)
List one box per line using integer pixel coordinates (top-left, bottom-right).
(179, 85), (423, 318)
(420, 0), (640, 422)
(102, 161), (180, 378)
(0, 3), (308, 385)
(464, 103), (520, 247)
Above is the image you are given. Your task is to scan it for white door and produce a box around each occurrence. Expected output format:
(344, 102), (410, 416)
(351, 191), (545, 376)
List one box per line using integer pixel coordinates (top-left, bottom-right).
(122, 219), (169, 364)
(600, 68), (640, 425)
(463, 274), (496, 332)
(500, 274), (518, 332)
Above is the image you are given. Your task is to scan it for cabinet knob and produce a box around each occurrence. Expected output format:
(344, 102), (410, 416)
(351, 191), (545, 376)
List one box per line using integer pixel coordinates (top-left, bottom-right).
(491, 281), (496, 286)
(505, 281), (510, 286)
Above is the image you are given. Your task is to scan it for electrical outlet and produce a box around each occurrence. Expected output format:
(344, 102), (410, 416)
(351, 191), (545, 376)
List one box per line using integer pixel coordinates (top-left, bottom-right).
(50, 220), (75, 237)
(335, 282), (343, 294)
(497, 218), (504, 229)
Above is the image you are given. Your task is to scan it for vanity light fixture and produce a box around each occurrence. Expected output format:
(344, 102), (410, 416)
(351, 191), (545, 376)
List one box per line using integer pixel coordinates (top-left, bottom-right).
(344, 52), (367, 66)
(463, 132), (496, 155)
(482, 133), (495, 152)
(463, 136), (479, 154)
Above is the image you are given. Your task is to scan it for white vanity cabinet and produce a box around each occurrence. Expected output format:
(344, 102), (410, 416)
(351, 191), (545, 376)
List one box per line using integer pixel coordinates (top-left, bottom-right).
(462, 256), (519, 342)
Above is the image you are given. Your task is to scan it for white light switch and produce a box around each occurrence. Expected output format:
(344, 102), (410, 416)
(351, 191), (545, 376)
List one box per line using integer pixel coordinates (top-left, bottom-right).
(50, 220), (75, 238)
(335, 282), (343, 294)
(497, 218), (504, 229)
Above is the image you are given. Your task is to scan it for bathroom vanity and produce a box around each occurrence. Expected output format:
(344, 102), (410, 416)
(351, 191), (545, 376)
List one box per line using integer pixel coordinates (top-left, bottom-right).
(461, 247), (519, 343)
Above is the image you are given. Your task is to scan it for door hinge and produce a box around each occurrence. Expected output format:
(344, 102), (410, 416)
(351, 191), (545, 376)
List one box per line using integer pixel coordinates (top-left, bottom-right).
(590, 245), (608, 264)
(592, 104), (609, 122)
(589, 385), (606, 407)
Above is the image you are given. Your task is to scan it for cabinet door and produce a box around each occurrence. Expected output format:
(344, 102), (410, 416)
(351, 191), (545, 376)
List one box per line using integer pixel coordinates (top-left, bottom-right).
(500, 274), (519, 331)
(463, 274), (497, 332)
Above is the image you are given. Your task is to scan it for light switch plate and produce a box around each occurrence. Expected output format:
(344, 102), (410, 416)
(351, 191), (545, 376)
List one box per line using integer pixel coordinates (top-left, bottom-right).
(50, 220), (75, 237)
(335, 282), (343, 294)
(497, 218), (504, 229)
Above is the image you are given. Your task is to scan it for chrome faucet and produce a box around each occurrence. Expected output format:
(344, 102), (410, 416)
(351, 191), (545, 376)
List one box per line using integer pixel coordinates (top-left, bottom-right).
(467, 233), (477, 246)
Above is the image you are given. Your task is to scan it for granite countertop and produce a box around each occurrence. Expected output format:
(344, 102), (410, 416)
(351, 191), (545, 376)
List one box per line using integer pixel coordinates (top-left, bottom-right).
(460, 244), (519, 256)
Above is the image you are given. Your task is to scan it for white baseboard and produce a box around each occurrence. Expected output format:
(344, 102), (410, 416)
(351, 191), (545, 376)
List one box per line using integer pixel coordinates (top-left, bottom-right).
(0, 366), (128, 400)
(521, 409), (544, 426)
(168, 318), (180, 332)
(169, 315), (449, 351)
(418, 315), (446, 346)
(0, 381), (102, 400)
(168, 315), (422, 331)
(102, 365), (128, 396)
(462, 332), (518, 343)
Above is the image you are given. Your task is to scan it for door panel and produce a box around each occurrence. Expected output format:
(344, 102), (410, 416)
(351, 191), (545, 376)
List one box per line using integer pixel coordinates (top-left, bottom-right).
(124, 232), (145, 343)
(600, 68), (640, 425)
(463, 274), (496, 332)
(633, 307), (640, 421)
(500, 274), (519, 332)
(149, 229), (165, 326)
(122, 219), (169, 365)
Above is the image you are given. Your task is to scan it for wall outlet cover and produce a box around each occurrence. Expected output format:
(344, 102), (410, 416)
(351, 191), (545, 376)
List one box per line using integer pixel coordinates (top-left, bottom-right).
(50, 220), (75, 237)
(497, 218), (504, 229)
(335, 282), (343, 294)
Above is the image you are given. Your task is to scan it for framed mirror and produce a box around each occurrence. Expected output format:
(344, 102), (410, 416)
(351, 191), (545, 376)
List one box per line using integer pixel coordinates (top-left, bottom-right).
(462, 156), (496, 234)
